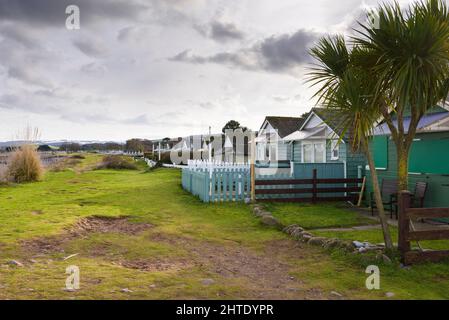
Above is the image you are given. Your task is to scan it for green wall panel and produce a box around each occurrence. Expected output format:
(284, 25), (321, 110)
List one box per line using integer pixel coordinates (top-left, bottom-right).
(409, 138), (449, 174)
(372, 136), (388, 169)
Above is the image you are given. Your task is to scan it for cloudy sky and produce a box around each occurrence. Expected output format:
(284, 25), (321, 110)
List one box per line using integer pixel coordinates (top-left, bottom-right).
(0, 0), (421, 141)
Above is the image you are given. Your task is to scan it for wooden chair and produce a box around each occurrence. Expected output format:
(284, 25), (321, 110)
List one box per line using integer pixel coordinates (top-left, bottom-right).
(392, 182), (428, 219)
(370, 179), (398, 217)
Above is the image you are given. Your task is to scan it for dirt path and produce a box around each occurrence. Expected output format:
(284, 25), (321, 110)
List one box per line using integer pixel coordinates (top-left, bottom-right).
(147, 232), (327, 299)
(18, 216), (331, 299)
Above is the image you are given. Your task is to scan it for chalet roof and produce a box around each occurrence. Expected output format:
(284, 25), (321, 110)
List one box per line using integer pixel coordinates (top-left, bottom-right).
(262, 116), (305, 138)
(304, 108), (351, 140)
(374, 110), (449, 135)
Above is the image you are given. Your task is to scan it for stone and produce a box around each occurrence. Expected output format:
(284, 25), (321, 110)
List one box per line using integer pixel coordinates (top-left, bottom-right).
(385, 292), (395, 298)
(353, 241), (365, 248)
(330, 291), (343, 297)
(253, 207), (262, 214)
(7, 260), (23, 267)
(121, 288), (133, 293)
(201, 279), (215, 286)
(323, 238), (341, 249)
(301, 234), (313, 242)
(260, 215), (281, 227)
(149, 284), (157, 288)
(282, 224), (299, 234)
(307, 237), (327, 246)
(299, 231), (313, 238)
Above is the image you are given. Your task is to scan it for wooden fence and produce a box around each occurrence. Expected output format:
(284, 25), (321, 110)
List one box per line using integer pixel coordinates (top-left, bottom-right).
(255, 169), (363, 203)
(182, 167), (251, 203)
(398, 191), (449, 264)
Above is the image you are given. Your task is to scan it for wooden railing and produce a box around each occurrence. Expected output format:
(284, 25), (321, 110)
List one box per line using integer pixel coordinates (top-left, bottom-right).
(398, 191), (449, 264)
(255, 169), (363, 203)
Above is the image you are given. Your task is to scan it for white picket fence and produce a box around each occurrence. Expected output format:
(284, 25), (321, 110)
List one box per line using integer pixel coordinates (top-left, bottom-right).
(187, 160), (250, 173)
(124, 151), (144, 156)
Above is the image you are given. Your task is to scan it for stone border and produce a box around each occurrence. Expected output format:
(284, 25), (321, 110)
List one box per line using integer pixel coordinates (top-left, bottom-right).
(252, 203), (390, 261)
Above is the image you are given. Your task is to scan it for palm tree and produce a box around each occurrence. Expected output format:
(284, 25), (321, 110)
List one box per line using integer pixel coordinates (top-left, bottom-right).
(354, 0), (449, 191)
(308, 36), (394, 250)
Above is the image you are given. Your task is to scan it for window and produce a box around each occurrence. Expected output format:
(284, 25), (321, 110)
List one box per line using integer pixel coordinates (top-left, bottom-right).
(302, 141), (326, 163)
(331, 140), (339, 160)
(303, 144), (313, 163)
(314, 143), (325, 163)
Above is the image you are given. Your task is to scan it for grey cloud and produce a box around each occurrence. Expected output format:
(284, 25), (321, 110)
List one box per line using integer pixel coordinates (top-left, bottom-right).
(194, 21), (245, 42)
(117, 26), (136, 42)
(0, 93), (59, 113)
(259, 30), (317, 71)
(122, 114), (150, 125)
(169, 29), (319, 73)
(80, 62), (108, 75)
(0, 24), (41, 49)
(8, 66), (53, 88)
(73, 38), (109, 58)
(211, 21), (244, 41)
(0, 0), (147, 27)
(168, 49), (259, 70)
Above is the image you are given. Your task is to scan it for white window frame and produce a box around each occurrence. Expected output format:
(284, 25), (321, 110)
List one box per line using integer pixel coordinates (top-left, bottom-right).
(330, 140), (340, 160)
(301, 140), (326, 163)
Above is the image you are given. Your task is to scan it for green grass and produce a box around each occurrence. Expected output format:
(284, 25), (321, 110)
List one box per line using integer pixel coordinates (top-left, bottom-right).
(264, 202), (377, 229)
(0, 154), (449, 299)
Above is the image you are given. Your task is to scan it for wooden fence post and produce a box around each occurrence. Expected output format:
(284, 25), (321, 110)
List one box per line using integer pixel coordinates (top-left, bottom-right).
(398, 190), (412, 258)
(250, 132), (256, 202)
(312, 169), (317, 204)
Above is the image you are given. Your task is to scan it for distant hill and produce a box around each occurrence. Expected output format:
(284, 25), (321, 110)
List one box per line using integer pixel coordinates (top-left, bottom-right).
(0, 140), (123, 148)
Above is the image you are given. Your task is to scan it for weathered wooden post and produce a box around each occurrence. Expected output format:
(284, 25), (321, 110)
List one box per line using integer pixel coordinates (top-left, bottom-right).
(158, 141), (161, 161)
(398, 190), (412, 260)
(250, 131), (256, 202)
(312, 169), (317, 204)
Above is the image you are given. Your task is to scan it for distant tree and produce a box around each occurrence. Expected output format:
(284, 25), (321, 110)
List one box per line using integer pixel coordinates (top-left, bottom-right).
(81, 143), (124, 151)
(60, 143), (81, 152)
(125, 139), (145, 152)
(222, 120), (248, 133)
(37, 144), (52, 152)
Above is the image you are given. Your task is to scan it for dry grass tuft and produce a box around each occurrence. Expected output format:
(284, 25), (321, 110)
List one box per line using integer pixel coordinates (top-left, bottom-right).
(7, 145), (44, 183)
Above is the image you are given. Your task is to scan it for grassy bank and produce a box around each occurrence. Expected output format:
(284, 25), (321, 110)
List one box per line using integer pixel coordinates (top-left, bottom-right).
(0, 154), (448, 299)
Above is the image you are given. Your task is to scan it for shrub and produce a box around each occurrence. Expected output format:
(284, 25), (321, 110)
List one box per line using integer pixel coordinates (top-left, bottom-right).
(70, 154), (85, 159)
(97, 155), (138, 170)
(7, 145), (44, 183)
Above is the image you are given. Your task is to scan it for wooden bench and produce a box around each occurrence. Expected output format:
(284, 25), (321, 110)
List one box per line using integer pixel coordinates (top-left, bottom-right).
(370, 179), (398, 217)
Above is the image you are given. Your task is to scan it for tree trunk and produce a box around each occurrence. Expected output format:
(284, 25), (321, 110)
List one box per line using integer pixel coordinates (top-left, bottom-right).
(397, 143), (409, 191)
(362, 138), (394, 250)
